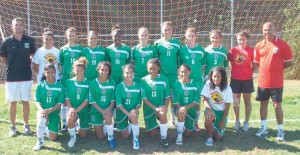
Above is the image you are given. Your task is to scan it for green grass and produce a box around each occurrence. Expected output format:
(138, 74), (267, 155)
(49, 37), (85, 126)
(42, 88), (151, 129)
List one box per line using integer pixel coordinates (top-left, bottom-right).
(0, 80), (300, 154)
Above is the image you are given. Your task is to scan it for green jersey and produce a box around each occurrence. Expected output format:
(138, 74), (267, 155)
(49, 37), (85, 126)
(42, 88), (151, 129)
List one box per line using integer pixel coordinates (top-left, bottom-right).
(179, 44), (206, 81)
(35, 81), (64, 115)
(115, 82), (141, 111)
(65, 78), (90, 113)
(154, 37), (181, 75)
(204, 45), (228, 75)
(131, 44), (158, 79)
(59, 44), (83, 75)
(89, 78), (115, 113)
(106, 43), (131, 76)
(172, 79), (200, 107)
(82, 46), (106, 80)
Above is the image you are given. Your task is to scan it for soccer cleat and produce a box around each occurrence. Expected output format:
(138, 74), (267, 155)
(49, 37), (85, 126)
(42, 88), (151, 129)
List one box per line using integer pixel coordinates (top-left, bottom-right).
(233, 121), (241, 131)
(256, 127), (268, 137)
(276, 129), (285, 142)
(68, 138), (76, 148)
(205, 138), (213, 147)
(195, 123), (201, 132)
(108, 139), (116, 149)
(160, 138), (169, 148)
(9, 125), (17, 137)
(33, 142), (43, 151)
(176, 136), (183, 145)
(133, 139), (140, 150)
(242, 122), (249, 132)
(23, 124), (32, 135)
(62, 124), (68, 131)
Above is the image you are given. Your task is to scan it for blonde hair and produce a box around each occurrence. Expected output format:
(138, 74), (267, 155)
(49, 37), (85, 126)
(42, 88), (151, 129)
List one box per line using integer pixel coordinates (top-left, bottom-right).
(236, 30), (250, 39)
(65, 27), (78, 43)
(73, 57), (88, 71)
(209, 29), (222, 38)
(138, 27), (149, 35)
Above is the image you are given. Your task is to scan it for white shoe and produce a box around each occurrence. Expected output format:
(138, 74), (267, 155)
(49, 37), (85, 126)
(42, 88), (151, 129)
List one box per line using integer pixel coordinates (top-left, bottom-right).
(9, 125), (17, 137)
(133, 139), (140, 150)
(256, 127), (268, 137)
(233, 121), (241, 130)
(205, 138), (213, 147)
(176, 136), (183, 145)
(33, 142), (43, 151)
(242, 122), (249, 132)
(276, 130), (285, 142)
(68, 138), (76, 147)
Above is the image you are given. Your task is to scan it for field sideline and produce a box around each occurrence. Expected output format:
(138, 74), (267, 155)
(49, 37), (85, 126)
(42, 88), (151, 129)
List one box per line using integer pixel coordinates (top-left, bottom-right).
(0, 80), (299, 154)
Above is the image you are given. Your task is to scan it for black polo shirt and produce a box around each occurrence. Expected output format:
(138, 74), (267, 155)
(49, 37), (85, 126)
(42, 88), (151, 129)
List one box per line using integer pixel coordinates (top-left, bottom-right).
(0, 34), (36, 81)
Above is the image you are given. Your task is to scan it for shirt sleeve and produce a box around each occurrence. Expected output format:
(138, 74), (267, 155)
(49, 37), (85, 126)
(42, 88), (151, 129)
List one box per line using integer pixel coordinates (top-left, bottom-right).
(30, 37), (37, 55)
(201, 82), (209, 98)
(57, 85), (65, 104)
(201, 50), (206, 67)
(229, 48), (234, 62)
(171, 83), (179, 105)
(0, 39), (7, 57)
(193, 82), (201, 104)
(153, 46), (158, 58)
(140, 79), (148, 99)
(282, 41), (294, 62)
(64, 80), (69, 99)
(253, 43), (260, 63)
(136, 91), (142, 107)
(224, 85), (233, 103)
(115, 84), (122, 107)
(178, 48), (183, 66)
(89, 82), (96, 104)
(59, 48), (64, 67)
(32, 50), (39, 64)
(35, 84), (42, 103)
(130, 47), (135, 62)
(164, 77), (170, 98)
(224, 48), (229, 67)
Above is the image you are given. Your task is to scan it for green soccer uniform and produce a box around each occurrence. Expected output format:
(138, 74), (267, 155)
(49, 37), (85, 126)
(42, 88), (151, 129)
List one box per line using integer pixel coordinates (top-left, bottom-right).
(204, 45), (228, 75)
(154, 37), (181, 88)
(131, 44), (158, 79)
(82, 46), (106, 80)
(59, 44), (83, 85)
(35, 81), (64, 133)
(65, 78), (90, 129)
(115, 82), (142, 130)
(172, 79), (200, 130)
(89, 78), (115, 125)
(106, 43), (131, 84)
(179, 44), (206, 88)
(140, 74), (170, 131)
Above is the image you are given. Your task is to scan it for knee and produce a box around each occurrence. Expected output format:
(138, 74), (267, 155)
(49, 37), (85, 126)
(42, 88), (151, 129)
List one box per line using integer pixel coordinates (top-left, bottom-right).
(78, 130), (87, 138)
(37, 117), (47, 127)
(215, 135), (223, 142)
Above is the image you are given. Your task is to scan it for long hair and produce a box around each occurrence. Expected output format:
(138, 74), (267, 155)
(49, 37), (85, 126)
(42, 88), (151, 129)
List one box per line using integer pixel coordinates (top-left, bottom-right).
(41, 64), (56, 82)
(147, 58), (161, 73)
(97, 61), (112, 78)
(208, 66), (228, 91)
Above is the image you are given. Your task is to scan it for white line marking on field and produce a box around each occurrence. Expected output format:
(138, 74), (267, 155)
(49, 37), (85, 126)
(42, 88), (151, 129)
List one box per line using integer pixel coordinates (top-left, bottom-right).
(227, 119), (300, 123)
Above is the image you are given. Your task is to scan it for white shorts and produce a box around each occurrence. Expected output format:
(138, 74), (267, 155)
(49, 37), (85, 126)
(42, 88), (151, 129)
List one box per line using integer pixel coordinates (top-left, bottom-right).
(5, 80), (33, 102)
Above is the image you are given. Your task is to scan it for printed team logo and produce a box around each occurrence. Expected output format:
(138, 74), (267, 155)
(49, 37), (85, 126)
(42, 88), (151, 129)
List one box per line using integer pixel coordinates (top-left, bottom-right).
(214, 54), (218, 59)
(92, 54), (96, 59)
(115, 53), (120, 58)
(44, 53), (57, 64)
(102, 89), (106, 95)
(191, 54), (196, 59)
(234, 53), (248, 65)
(151, 83), (156, 90)
(273, 47), (279, 53)
(210, 91), (223, 105)
(47, 91), (52, 97)
(24, 43), (29, 48)
(77, 88), (81, 93)
(141, 52), (145, 57)
(127, 93), (131, 98)
(70, 52), (75, 57)
(184, 90), (189, 96)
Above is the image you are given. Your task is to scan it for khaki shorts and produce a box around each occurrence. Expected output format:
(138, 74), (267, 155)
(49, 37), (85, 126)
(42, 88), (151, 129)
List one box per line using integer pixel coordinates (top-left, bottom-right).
(5, 80), (32, 102)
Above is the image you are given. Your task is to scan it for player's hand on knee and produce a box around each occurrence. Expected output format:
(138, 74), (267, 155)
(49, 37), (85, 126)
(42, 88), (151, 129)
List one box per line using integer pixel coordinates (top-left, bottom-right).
(179, 106), (187, 117)
(40, 110), (48, 118)
(205, 109), (215, 121)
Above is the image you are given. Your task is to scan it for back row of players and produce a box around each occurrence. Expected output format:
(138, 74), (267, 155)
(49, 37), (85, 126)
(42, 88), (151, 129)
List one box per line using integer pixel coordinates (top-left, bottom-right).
(32, 21), (253, 150)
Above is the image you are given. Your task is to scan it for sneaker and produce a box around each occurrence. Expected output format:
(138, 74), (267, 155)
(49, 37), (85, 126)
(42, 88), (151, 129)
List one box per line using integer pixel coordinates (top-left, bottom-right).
(33, 142), (43, 151)
(9, 125), (17, 137)
(176, 136), (183, 145)
(242, 122), (249, 132)
(161, 138), (169, 148)
(133, 139), (140, 150)
(62, 124), (67, 131)
(233, 121), (241, 130)
(68, 138), (76, 148)
(205, 138), (213, 146)
(276, 129), (285, 142)
(169, 121), (176, 129)
(195, 123), (201, 132)
(256, 127), (268, 137)
(108, 139), (116, 149)
(23, 125), (32, 135)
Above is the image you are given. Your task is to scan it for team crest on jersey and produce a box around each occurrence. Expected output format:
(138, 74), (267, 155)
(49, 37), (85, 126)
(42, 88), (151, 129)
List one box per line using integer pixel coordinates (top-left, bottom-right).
(191, 54), (196, 59)
(24, 43), (29, 48)
(47, 91), (52, 96)
(102, 89), (106, 95)
(151, 83), (156, 90)
(127, 93), (131, 98)
(273, 47), (279, 53)
(115, 53), (120, 58)
(210, 91), (223, 105)
(77, 88), (81, 93)
(234, 53), (247, 65)
(214, 54), (218, 59)
(70, 52), (75, 57)
(92, 54), (96, 59)
(141, 52), (145, 57)
(184, 90), (189, 96)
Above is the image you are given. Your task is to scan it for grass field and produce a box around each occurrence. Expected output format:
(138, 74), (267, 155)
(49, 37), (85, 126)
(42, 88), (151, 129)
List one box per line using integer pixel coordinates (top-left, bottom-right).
(0, 80), (299, 154)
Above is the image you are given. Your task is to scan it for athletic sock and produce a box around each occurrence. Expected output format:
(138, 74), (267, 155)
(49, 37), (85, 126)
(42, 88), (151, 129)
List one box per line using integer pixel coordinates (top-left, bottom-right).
(160, 123), (168, 139)
(68, 127), (76, 140)
(131, 123), (139, 140)
(177, 122), (184, 138)
(261, 120), (267, 129)
(106, 124), (114, 140)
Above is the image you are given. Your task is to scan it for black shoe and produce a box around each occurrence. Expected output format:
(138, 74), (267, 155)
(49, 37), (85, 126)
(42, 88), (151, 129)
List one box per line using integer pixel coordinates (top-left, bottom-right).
(62, 124), (67, 131)
(161, 138), (169, 148)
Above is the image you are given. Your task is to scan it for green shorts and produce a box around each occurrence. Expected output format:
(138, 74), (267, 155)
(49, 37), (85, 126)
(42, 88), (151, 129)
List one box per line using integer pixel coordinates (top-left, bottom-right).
(115, 109), (139, 131)
(77, 112), (90, 129)
(160, 72), (177, 89)
(175, 107), (197, 131)
(204, 108), (227, 136)
(143, 105), (159, 131)
(90, 112), (104, 126)
(61, 74), (71, 86)
(47, 112), (61, 133)
(110, 75), (123, 85)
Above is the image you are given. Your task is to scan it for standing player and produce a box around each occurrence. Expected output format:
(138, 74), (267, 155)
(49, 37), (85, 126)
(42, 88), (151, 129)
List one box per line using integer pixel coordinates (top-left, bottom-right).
(81, 31), (106, 81)
(33, 64), (64, 151)
(115, 64), (141, 150)
(65, 57), (90, 148)
(131, 27), (157, 81)
(106, 25), (131, 84)
(89, 62), (116, 149)
(254, 22), (294, 141)
(201, 66), (233, 146)
(140, 58), (170, 148)
(229, 31), (254, 131)
(33, 29), (60, 83)
(172, 64), (200, 145)
(178, 27), (206, 131)
(59, 27), (83, 130)
(154, 21), (181, 127)
(204, 29), (228, 79)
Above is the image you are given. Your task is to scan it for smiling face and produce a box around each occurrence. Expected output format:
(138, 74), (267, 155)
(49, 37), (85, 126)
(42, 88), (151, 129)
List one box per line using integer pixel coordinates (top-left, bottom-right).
(147, 63), (160, 78)
(123, 66), (134, 81)
(178, 66), (191, 81)
(212, 71), (222, 87)
(185, 31), (197, 45)
(112, 31), (122, 44)
(161, 23), (172, 38)
(88, 33), (98, 48)
(45, 66), (56, 82)
(262, 22), (275, 41)
(11, 20), (24, 35)
(43, 35), (54, 48)
(67, 31), (77, 44)
(237, 35), (247, 47)
(210, 32), (221, 47)
(98, 64), (110, 79)
(74, 65), (85, 79)
(138, 29), (149, 44)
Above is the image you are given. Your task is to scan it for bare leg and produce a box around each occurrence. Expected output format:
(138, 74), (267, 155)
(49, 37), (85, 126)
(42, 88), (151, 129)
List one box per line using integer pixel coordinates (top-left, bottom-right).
(243, 93), (252, 123)
(10, 102), (17, 126)
(22, 101), (30, 125)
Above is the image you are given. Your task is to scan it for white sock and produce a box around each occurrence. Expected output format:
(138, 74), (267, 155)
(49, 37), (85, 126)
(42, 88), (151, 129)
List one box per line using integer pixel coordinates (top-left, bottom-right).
(45, 127), (49, 138)
(261, 120), (267, 129)
(128, 124), (132, 135)
(160, 123), (168, 139)
(196, 110), (201, 123)
(131, 123), (139, 140)
(37, 117), (46, 144)
(103, 125), (107, 136)
(177, 122), (184, 138)
(278, 124), (283, 130)
(61, 105), (68, 125)
(68, 127), (76, 140)
(106, 124), (114, 140)
(170, 108), (175, 122)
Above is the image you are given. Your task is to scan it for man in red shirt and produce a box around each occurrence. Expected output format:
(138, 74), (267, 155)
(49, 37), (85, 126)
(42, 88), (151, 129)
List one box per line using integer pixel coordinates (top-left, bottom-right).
(253, 22), (294, 141)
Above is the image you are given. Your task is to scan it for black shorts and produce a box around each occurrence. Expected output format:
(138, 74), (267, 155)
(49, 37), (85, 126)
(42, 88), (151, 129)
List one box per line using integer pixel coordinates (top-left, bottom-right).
(255, 87), (283, 102)
(230, 78), (254, 94)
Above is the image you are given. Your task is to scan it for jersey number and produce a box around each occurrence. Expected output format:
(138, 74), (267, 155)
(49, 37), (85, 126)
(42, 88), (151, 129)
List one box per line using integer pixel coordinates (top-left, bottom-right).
(101, 96), (106, 102)
(141, 58), (145, 64)
(71, 58), (76, 63)
(116, 59), (120, 64)
(46, 97), (52, 103)
(152, 91), (156, 97)
(92, 60), (97, 66)
(214, 59), (217, 65)
(77, 94), (80, 100)
(184, 97), (189, 104)
(125, 99), (131, 105)
(192, 59), (195, 64)
(167, 50), (171, 56)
